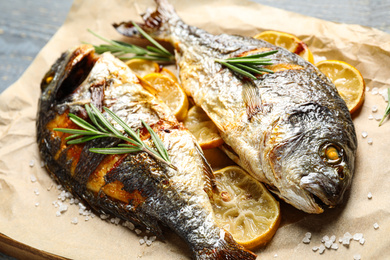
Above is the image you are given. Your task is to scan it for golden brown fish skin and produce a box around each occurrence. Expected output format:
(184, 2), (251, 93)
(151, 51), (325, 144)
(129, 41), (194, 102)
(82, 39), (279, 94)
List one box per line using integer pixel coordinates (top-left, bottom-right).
(114, 0), (357, 214)
(37, 45), (256, 260)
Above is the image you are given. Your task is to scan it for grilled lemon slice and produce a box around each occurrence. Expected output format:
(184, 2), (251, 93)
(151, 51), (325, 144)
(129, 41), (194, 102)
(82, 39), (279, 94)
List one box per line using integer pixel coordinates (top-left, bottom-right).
(183, 105), (224, 150)
(143, 73), (189, 121)
(254, 30), (314, 63)
(212, 166), (281, 250)
(316, 60), (365, 114)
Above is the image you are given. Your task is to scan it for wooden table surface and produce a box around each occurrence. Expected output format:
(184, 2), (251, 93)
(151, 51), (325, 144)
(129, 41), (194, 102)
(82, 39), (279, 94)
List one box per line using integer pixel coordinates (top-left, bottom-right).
(1, 0), (390, 259)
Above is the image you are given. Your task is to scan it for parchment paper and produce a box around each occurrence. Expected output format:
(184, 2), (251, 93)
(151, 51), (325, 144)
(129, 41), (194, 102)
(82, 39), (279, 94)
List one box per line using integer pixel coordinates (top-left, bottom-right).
(1, 0), (390, 259)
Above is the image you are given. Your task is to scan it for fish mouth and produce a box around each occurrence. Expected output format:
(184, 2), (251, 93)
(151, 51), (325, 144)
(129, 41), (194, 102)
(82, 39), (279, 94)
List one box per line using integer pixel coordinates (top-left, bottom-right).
(300, 173), (343, 210)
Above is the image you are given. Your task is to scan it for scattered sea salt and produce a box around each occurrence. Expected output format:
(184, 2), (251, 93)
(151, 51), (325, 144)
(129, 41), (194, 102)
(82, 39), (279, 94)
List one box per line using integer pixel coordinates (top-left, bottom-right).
(371, 87), (379, 95)
(135, 229), (142, 235)
(302, 237), (311, 244)
(322, 235), (329, 243)
(146, 240), (152, 246)
(34, 188), (40, 195)
(359, 238), (365, 245)
(123, 221), (135, 230)
(324, 241), (332, 249)
(368, 114), (374, 120)
(330, 235), (336, 243)
(312, 246), (319, 252)
(274, 253), (278, 258)
(353, 254), (361, 260)
(375, 114), (382, 121)
(380, 88), (389, 101)
(58, 204), (68, 213)
(29, 160), (35, 167)
(71, 217), (78, 224)
(100, 214), (109, 220)
(56, 211), (62, 217)
(353, 233), (363, 241)
(367, 138), (373, 145)
(35, 202), (40, 207)
(30, 175), (37, 183)
(139, 239), (145, 245)
(331, 243), (339, 250)
(149, 236), (156, 242)
(318, 245), (325, 254)
(361, 131), (368, 138)
(373, 223), (379, 229)
(85, 216), (89, 221)
(366, 87), (370, 92)
(40, 161), (45, 168)
(372, 106), (378, 113)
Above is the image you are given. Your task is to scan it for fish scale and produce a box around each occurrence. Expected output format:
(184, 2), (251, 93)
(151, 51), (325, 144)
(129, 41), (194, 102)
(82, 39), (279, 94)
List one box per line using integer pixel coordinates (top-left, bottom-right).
(115, 0), (357, 214)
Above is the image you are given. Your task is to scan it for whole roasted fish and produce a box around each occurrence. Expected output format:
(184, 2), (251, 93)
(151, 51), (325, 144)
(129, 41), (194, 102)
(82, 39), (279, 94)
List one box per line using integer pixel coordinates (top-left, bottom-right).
(36, 45), (256, 259)
(114, 0), (358, 213)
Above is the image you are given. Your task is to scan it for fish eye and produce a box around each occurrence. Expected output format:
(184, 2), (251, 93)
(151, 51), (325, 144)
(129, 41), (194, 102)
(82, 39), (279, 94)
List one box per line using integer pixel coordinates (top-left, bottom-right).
(320, 143), (343, 164)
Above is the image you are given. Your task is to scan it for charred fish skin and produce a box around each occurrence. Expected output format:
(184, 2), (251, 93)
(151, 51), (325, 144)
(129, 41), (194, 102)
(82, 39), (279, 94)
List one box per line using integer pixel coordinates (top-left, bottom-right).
(114, 0), (357, 214)
(37, 45), (256, 259)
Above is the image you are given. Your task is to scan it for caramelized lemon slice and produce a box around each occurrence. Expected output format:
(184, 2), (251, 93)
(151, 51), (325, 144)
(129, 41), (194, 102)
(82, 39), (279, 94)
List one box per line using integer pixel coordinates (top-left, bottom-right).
(143, 73), (189, 121)
(212, 166), (281, 250)
(183, 106), (224, 150)
(316, 60), (365, 114)
(125, 59), (159, 77)
(254, 30), (314, 63)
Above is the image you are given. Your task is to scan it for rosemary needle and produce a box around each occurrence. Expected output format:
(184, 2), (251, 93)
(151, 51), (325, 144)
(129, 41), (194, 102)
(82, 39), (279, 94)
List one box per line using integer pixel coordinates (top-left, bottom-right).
(54, 104), (176, 170)
(379, 88), (390, 126)
(215, 50), (277, 79)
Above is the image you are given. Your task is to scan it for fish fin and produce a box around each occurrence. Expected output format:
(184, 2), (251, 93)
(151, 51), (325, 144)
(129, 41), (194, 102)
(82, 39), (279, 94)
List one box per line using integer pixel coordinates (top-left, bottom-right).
(194, 230), (257, 260)
(113, 0), (179, 41)
(242, 82), (263, 121)
(194, 141), (219, 196)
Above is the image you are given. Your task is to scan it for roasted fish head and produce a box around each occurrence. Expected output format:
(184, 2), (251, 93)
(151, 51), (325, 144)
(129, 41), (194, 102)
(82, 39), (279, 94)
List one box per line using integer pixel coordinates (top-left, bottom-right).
(265, 102), (356, 213)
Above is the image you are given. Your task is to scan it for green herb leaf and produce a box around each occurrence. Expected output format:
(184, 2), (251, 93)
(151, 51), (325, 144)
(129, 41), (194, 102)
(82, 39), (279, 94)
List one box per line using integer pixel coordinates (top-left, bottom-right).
(379, 88), (390, 126)
(54, 104), (175, 169)
(215, 50), (277, 79)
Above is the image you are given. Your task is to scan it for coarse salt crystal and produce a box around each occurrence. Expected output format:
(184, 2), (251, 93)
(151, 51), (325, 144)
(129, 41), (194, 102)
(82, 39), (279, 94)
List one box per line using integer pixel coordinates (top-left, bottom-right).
(367, 192), (372, 199)
(302, 237), (311, 244)
(318, 245), (325, 254)
(361, 131), (368, 138)
(372, 106), (378, 112)
(368, 114), (374, 120)
(325, 241), (332, 248)
(380, 89), (389, 101)
(353, 254), (361, 260)
(331, 243), (339, 250)
(30, 175), (37, 183)
(359, 238), (365, 245)
(371, 87), (379, 95)
(135, 229), (142, 235)
(322, 235), (329, 243)
(312, 246), (319, 252)
(35, 202), (40, 207)
(149, 236), (156, 242)
(274, 253), (278, 258)
(85, 216), (89, 221)
(353, 233), (363, 241)
(56, 211), (62, 217)
(146, 240), (152, 246)
(330, 235), (336, 243)
(375, 114), (382, 121)
(373, 223), (379, 229)
(367, 138), (373, 145)
(139, 239), (145, 245)
(59, 204), (68, 213)
(40, 161), (45, 168)
(71, 217), (78, 224)
(100, 214), (109, 220)
(34, 189), (39, 195)
(29, 160), (35, 167)
(366, 87), (370, 92)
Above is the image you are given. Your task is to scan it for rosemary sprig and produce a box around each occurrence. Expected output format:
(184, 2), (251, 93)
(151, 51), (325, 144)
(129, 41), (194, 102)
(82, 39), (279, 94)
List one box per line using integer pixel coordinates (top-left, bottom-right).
(379, 88), (390, 126)
(54, 104), (176, 170)
(215, 50), (278, 80)
(88, 22), (173, 62)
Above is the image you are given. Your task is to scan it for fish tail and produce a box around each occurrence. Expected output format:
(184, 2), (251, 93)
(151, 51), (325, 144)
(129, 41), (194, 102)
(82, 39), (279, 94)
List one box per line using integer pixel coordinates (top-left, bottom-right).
(113, 0), (179, 41)
(194, 231), (257, 260)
